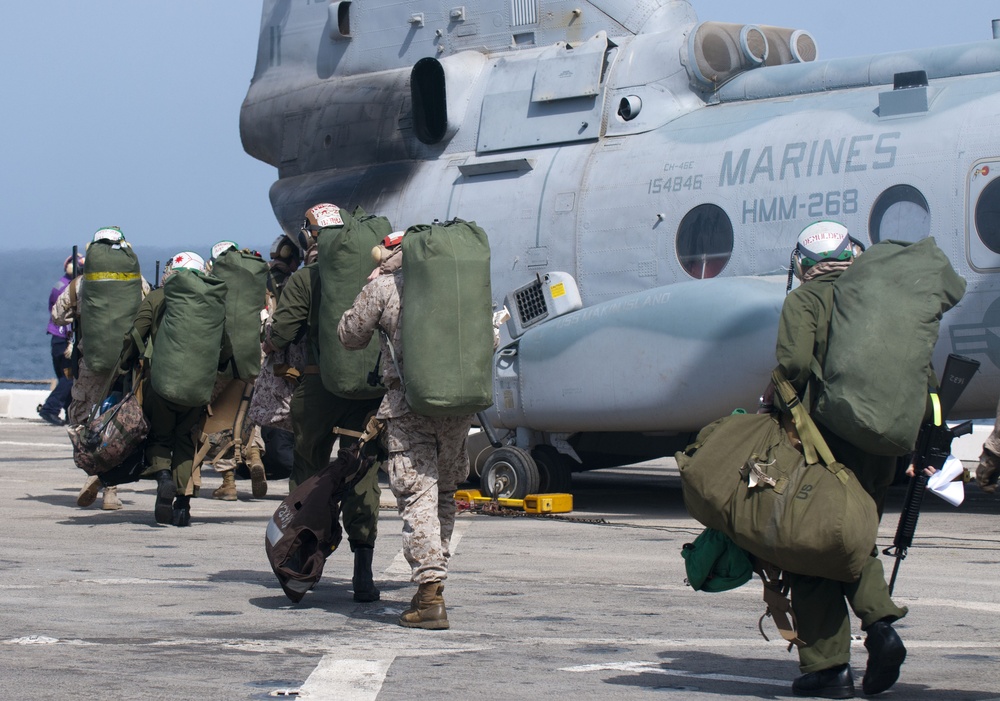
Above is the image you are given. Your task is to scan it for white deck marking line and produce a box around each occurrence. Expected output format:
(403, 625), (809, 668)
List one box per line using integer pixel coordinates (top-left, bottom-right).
(383, 517), (468, 576)
(298, 656), (394, 701)
(295, 520), (473, 698)
(0, 440), (71, 449)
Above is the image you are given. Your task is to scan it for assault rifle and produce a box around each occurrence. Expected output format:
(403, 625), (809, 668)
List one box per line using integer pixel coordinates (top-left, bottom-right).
(67, 245), (81, 379)
(884, 353), (980, 595)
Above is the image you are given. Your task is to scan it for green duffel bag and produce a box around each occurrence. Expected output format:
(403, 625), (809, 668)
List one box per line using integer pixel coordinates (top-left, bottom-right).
(815, 237), (966, 456)
(317, 206), (391, 400)
(401, 219), (494, 417)
(151, 269), (228, 407)
(80, 240), (143, 373)
(212, 249), (268, 380)
(677, 373), (879, 583)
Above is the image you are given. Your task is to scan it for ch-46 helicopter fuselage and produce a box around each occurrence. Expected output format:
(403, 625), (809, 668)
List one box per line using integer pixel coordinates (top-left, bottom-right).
(241, 0), (1000, 487)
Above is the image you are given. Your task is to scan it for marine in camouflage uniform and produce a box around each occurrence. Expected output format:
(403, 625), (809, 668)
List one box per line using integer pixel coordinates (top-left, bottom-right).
(338, 248), (471, 630)
(53, 272), (151, 510)
(770, 221), (907, 698)
(266, 226), (382, 602)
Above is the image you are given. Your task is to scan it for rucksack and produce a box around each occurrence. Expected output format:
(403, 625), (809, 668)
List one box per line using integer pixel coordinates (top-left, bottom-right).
(317, 206), (391, 399)
(150, 269), (228, 407)
(401, 219), (494, 416)
(79, 240), (143, 373)
(815, 238), (966, 455)
(211, 250), (268, 380)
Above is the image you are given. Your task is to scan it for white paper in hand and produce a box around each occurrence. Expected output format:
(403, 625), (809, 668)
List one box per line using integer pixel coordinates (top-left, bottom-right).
(927, 454), (965, 507)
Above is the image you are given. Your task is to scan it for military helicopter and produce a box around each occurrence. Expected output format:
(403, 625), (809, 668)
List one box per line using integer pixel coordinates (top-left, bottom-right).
(241, 0), (1000, 497)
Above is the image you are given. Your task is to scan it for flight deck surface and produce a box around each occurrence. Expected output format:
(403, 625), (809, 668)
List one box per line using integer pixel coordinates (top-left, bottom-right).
(2, 418), (999, 700)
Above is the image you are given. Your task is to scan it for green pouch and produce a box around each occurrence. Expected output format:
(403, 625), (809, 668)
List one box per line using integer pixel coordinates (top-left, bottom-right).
(681, 528), (753, 592)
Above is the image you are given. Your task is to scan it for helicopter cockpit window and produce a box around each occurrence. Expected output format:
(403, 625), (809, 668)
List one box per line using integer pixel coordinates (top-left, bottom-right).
(676, 204), (734, 279)
(975, 176), (1000, 254)
(869, 184), (930, 243)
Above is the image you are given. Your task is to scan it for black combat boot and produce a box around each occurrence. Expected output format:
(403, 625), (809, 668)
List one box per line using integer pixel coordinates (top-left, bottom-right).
(351, 545), (380, 602)
(792, 663), (855, 699)
(862, 619), (906, 695)
(154, 470), (176, 524)
(171, 495), (191, 527)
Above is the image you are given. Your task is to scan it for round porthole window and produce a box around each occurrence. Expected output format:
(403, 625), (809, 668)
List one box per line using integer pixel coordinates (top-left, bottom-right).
(869, 185), (930, 243)
(676, 204), (733, 279)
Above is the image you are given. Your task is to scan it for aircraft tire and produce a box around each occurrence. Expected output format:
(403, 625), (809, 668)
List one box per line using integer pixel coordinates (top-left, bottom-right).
(480, 446), (540, 500)
(465, 429), (496, 483)
(532, 446), (573, 494)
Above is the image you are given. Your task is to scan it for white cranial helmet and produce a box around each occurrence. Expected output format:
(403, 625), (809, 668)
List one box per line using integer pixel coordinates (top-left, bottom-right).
(210, 240), (238, 263)
(169, 251), (206, 273)
(796, 220), (852, 269)
(92, 226), (124, 243)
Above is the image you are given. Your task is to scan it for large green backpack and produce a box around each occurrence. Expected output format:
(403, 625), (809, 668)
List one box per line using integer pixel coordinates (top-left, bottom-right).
(814, 238), (966, 455)
(150, 269), (228, 407)
(211, 249), (268, 380)
(317, 206), (391, 400)
(80, 240), (143, 373)
(401, 219), (494, 417)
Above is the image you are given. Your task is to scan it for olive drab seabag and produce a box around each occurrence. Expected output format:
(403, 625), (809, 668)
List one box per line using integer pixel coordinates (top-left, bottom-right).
(79, 240), (143, 373)
(677, 388), (879, 583)
(815, 237), (966, 456)
(150, 269), (228, 407)
(317, 206), (391, 399)
(401, 219), (494, 417)
(211, 249), (268, 380)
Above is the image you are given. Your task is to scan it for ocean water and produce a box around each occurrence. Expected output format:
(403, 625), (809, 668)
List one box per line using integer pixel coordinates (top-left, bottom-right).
(2, 246), (182, 384)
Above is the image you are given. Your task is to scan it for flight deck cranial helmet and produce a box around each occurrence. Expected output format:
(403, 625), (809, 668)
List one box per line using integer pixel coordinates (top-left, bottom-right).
(296, 203), (344, 253)
(371, 230), (405, 265)
(270, 234), (302, 275)
(162, 250), (206, 285)
(791, 220), (855, 281)
(210, 240), (238, 265)
(92, 226), (125, 244)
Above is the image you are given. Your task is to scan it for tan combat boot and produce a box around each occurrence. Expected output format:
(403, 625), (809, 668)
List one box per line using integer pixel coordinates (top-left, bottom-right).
(248, 445), (267, 498)
(399, 582), (448, 630)
(77, 475), (101, 507)
(102, 486), (122, 510)
(212, 471), (238, 501)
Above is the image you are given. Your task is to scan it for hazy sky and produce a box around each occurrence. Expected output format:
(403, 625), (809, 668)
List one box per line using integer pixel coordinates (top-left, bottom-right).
(3, 1), (999, 254)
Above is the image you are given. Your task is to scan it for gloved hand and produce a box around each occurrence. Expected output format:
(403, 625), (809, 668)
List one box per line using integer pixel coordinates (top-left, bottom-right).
(975, 449), (1000, 493)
